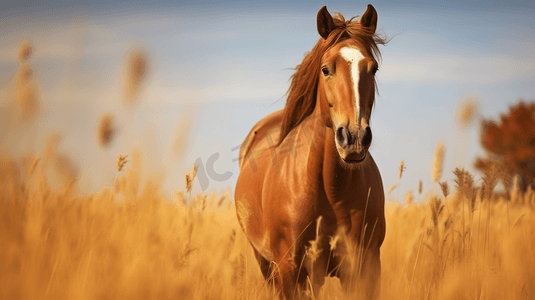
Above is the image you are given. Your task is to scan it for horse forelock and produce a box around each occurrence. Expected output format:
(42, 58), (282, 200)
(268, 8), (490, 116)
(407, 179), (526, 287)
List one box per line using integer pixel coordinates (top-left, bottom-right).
(277, 12), (387, 146)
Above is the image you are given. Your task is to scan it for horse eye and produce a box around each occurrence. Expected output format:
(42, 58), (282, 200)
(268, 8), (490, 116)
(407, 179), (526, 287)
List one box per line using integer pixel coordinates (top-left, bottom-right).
(321, 66), (331, 76)
(371, 65), (379, 75)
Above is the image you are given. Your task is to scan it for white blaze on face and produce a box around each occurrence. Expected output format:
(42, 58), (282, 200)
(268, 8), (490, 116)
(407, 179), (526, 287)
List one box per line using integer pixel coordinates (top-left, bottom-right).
(340, 47), (365, 122)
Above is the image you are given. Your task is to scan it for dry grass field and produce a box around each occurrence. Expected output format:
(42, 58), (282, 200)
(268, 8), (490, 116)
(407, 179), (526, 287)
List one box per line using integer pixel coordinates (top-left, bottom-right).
(2, 153), (535, 300)
(1, 40), (535, 300)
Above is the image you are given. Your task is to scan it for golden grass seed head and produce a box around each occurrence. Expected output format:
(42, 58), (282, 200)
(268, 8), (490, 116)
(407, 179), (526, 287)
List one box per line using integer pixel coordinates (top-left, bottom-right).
(453, 167), (475, 197)
(457, 97), (477, 128)
(418, 180), (423, 195)
(481, 167), (498, 200)
(439, 181), (450, 199)
(128, 50), (146, 83)
(96, 113), (115, 148)
(329, 234), (340, 252)
(307, 216), (324, 263)
(444, 215), (453, 230)
(429, 195), (443, 228)
(116, 155), (128, 172)
(387, 184), (398, 195)
(432, 143), (445, 182)
(184, 174), (192, 193)
(399, 160), (405, 179)
(196, 194), (207, 212)
(184, 164), (198, 193)
(452, 167), (465, 191)
(17, 39), (32, 61)
(216, 195), (226, 207)
(175, 190), (187, 206)
(190, 164), (198, 180)
(405, 190), (413, 206)
(124, 49), (148, 105)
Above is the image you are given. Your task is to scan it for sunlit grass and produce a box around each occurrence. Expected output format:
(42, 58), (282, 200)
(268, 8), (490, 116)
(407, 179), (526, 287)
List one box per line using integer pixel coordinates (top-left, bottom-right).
(1, 152), (535, 299)
(0, 154), (270, 300)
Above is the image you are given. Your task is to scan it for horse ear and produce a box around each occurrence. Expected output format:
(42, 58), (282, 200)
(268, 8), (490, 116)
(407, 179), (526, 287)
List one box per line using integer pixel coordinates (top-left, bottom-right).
(360, 4), (377, 33)
(317, 6), (335, 39)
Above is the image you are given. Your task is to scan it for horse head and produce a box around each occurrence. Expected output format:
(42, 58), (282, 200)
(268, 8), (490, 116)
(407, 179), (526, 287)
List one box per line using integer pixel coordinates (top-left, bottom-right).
(317, 5), (380, 165)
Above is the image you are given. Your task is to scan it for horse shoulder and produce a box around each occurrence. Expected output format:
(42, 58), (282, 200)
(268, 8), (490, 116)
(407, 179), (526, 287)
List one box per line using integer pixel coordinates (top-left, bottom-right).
(261, 123), (326, 239)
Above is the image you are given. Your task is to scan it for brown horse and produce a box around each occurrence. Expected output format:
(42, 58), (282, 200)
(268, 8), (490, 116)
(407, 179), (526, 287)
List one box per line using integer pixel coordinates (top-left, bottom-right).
(235, 4), (387, 299)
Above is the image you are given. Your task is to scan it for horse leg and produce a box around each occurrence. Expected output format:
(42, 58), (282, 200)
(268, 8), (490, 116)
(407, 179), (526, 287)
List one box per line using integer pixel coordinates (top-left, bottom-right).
(338, 248), (381, 299)
(272, 258), (309, 300)
(305, 237), (329, 298)
(306, 256), (327, 299)
(271, 241), (308, 300)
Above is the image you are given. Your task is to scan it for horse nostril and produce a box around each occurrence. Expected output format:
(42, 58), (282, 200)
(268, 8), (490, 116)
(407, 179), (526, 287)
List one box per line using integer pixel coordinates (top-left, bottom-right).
(336, 126), (351, 147)
(362, 126), (372, 147)
(336, 127), (345, 146)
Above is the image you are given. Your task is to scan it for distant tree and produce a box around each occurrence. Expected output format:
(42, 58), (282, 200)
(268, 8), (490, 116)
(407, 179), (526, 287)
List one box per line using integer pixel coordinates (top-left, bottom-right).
(475, 100), (535, 192)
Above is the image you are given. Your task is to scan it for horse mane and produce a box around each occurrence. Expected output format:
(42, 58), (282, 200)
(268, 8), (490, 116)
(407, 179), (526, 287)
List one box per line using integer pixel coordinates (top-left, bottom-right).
(277, 12), (388, 146)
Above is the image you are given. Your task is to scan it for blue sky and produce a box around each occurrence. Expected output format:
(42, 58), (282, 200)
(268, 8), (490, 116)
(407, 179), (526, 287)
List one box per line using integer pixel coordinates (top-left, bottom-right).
(1, 0), (535, 201)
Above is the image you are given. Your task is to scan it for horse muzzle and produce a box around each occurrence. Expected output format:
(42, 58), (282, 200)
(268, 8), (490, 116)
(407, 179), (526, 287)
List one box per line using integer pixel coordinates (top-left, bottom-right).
(335, 125), (372, 163)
